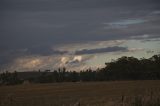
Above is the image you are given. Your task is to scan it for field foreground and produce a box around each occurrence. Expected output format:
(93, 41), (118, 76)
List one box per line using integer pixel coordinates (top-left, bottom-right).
(0, 80), (160, 106)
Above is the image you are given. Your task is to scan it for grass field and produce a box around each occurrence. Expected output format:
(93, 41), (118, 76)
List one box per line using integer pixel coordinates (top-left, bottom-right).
(0, 80), (160, 106)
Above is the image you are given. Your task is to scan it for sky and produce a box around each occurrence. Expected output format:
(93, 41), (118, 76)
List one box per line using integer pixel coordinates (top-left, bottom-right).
(0, 0), (160, 72)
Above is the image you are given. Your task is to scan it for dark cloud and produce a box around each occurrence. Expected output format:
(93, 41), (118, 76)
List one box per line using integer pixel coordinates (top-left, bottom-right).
(1, 0), (160, 11)
(0, 49), (27, 65)
(75, 46), (128, 55)
(0, 46), (67, 66)
(1, 0), (160, 51)
(28, 46), (67, 56)
(0, 0), (160, 71)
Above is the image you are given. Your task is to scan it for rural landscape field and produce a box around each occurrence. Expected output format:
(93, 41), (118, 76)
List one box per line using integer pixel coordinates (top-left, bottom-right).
(1, 0), (160, 106)
(0, 80), (160, 106)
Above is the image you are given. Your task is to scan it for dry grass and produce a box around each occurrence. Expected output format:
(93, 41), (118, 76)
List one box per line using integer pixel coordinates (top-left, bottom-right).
(0, 80), (160, 106)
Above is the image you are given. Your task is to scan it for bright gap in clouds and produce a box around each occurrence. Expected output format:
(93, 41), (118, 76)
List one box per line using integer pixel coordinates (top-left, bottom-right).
(1, 38), (159, 72)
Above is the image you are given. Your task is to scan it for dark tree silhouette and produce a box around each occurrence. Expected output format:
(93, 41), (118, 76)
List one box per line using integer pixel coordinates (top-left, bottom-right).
(0, 54), (160, 85)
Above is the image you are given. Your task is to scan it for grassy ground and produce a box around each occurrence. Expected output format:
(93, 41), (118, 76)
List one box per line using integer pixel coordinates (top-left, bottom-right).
(0, 80), (160, 106)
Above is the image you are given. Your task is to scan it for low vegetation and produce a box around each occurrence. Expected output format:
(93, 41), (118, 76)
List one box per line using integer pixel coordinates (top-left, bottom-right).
(0, 54), (159, 105)
(0, 54), (160, 85)
(0, 80), (160, 106)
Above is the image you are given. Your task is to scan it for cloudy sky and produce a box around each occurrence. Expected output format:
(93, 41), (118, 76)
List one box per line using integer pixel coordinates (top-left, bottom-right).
(0, 0), (160, 72)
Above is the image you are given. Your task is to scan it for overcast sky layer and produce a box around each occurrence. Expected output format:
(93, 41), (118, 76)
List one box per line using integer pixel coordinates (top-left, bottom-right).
(0, 0), (160, 72)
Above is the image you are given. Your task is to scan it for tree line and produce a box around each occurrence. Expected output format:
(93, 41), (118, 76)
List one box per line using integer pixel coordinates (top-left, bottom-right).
(0, 54), (160, 85)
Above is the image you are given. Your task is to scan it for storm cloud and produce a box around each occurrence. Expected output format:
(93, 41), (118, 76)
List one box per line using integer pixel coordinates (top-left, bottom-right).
(28, 46), (67, 56)
(1, 0), (160, 50)
(75, 46), (128, 55)
(0, 0), (160, 71)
